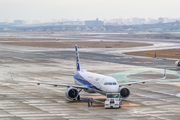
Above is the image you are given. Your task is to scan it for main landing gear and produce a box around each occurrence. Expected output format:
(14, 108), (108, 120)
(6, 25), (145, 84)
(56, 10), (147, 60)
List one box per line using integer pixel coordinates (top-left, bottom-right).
(77, 89), (82, 100)
(77, 95), (80, 101)
(75, 89), (82, 101)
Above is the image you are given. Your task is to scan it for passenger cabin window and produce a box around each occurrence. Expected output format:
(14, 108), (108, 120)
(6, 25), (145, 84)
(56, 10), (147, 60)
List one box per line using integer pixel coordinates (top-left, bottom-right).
(104, 82), (117, 85)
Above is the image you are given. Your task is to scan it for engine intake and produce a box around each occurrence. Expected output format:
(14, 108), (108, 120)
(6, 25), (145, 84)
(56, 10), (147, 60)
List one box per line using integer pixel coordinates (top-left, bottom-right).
(175, 61), (180, 67)
(65, 87), (79, 100)
(119, 86), (130, 99)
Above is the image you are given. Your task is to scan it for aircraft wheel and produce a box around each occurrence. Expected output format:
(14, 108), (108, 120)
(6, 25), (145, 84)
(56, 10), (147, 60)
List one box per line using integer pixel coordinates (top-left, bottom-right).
(77, 95), (80, 100)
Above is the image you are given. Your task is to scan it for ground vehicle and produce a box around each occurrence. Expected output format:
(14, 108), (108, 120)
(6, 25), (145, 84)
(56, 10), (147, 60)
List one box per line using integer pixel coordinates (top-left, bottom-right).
(104, 93), (121, 109)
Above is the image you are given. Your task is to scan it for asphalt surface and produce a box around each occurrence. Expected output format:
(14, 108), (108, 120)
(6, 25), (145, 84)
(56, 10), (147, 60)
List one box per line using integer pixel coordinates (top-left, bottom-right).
(0, 32), (180, 120)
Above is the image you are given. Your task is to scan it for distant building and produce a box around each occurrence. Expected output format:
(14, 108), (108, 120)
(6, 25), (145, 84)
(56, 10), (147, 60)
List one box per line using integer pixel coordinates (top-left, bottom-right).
(3, 27), (12, 31)
(158, 17), (164, 23)
(0, 22), (7, 25)
(106, 22), (118, 25)
(33, 20), (41, 24)
(117, 18), (124, 25)
(147, 18), (158, 24)
(85, 18), (104, 26)
(164, 18), (179, 23)
(57, 21), (85, 25)
(14, 20), (26, 25)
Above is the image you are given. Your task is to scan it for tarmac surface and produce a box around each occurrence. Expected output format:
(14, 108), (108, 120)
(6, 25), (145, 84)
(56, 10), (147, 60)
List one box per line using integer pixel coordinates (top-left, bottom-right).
(0, 33), (180, 120)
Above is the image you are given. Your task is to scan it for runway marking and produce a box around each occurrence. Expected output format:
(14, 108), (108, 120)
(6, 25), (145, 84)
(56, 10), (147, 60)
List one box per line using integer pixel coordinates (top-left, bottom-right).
(133, 62), (141, 63)
(28, 80), (41, 82)
(176, 93), (180, 98)
(13, 57), (35, 62)
(121, 103), (139, 107)
(145, 62), (152, 63)
(166, 82), (180, 87)
(87, 96), (106, 99)
(133, 62), (152, 63)
(0, 114), (68, 117)
(136, 112), (170, 120)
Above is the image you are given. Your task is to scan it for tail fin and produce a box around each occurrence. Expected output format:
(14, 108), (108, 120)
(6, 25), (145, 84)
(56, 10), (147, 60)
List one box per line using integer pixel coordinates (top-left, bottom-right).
(75, 45), (81, 71)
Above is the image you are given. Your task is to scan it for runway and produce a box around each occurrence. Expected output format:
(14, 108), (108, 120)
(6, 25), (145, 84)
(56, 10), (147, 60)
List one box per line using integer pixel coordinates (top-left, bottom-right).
(0, 32), (180, 120)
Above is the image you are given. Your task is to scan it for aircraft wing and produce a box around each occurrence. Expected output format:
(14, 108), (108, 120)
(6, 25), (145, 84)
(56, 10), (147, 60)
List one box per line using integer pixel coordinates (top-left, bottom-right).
(13, 80), (88, 89)
(10, 74), (87, 89)
(119, 69), (166, 86)
(119, 77), (166, 86)
(35, 82), (88, 89)
(57, 73), (74, 76)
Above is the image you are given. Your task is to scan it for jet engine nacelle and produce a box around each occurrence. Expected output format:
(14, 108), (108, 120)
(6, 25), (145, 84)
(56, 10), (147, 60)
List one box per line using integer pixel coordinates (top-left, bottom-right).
(175, 61), (180, 67)
(65, 87), (79, 100)
(119, 86), (130, 99)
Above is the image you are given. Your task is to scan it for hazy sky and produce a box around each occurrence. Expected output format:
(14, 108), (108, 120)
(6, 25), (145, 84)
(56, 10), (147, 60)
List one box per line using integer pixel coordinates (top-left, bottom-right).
(0, 0), (179, 22)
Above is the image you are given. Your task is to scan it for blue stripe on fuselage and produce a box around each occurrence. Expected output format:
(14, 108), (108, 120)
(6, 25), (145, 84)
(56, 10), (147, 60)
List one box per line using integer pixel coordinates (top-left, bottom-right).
(74, 71), (102, 91)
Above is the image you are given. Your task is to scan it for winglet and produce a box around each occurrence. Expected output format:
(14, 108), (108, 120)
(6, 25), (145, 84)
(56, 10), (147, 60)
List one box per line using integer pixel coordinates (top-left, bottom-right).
(75, 45), (81, 71)
(164, 68), (166, 79)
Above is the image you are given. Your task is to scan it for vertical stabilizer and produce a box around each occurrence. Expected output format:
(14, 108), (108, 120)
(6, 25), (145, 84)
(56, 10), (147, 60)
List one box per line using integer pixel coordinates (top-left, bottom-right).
(75, 45), (81, 71)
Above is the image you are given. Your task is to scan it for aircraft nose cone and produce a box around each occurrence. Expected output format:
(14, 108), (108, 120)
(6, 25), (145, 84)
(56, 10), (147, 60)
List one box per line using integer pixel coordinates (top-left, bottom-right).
(108, 85), (119, 93)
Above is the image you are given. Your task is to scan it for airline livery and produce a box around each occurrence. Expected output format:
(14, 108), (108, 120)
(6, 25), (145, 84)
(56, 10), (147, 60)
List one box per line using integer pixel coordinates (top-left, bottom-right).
(12, 45), (166, 101)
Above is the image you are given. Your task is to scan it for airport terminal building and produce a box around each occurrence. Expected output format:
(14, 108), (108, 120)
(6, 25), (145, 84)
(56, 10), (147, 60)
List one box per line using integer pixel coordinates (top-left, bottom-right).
(85, 18), (104, 26)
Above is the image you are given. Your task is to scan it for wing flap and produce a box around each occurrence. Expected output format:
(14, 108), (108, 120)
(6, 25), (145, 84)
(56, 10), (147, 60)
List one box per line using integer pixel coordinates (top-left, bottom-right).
(36, 82), (87, 89)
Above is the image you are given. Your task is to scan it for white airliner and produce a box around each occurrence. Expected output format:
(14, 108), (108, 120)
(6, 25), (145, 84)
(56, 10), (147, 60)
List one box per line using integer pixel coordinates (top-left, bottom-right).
(12, 45), (166, 101)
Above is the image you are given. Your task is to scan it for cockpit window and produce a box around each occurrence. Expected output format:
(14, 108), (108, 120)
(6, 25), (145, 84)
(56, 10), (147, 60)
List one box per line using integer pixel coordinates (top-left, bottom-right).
(113, 82), (117, 85)
(104, 82), (117, 85)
